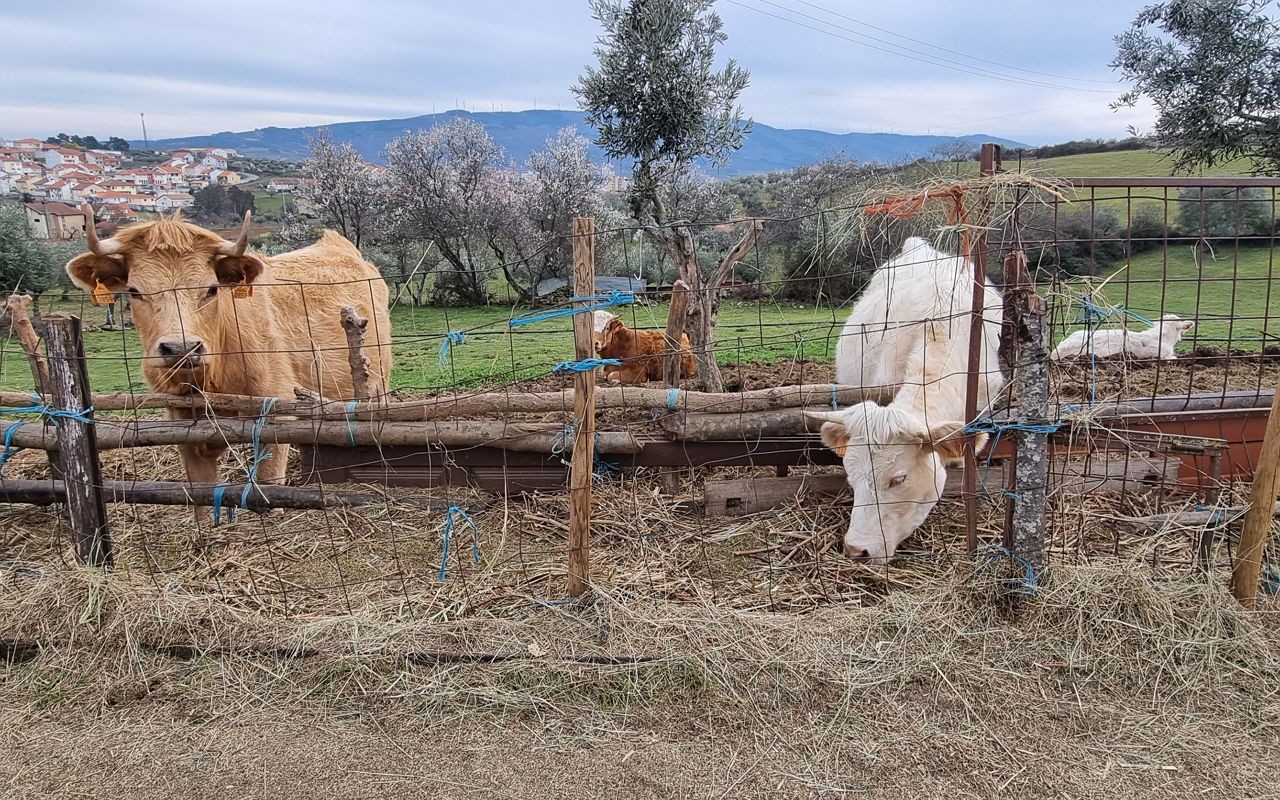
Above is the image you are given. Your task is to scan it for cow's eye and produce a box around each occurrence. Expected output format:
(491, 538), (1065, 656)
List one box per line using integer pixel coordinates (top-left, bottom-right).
(887, 474), (907, 489)
(127, 286), (143, 299)
(205, 285), (219, 299)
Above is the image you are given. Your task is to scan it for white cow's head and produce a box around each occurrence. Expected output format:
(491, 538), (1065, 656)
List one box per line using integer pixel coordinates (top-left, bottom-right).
(806, 402), (983, 564)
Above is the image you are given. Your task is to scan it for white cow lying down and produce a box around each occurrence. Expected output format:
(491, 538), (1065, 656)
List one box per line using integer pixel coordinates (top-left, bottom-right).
(805, 237), (1005, 564)
(1050, 314), (1194, 361)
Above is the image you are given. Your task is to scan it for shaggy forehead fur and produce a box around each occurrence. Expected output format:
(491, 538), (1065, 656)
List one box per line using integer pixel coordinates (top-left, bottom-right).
(839, 402), (928, 448)
(109, 214), (227, 254)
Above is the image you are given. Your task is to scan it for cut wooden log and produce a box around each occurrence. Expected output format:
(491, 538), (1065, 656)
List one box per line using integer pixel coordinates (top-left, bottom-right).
(0, 383), (897, 420)
(4, 418), (643, 454)
(0, 479), (461, 511)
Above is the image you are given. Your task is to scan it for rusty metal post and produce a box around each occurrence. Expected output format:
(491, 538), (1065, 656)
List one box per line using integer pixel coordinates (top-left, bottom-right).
(963, 143), (1001, 553)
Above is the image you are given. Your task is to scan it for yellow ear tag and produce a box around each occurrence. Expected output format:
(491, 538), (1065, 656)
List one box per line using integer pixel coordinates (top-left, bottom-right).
(91, 280), (114, 305)
(232, 281), (253, 299)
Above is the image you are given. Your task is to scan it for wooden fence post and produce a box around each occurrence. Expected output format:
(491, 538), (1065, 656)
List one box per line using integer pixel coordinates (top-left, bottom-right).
(1001, 250), (1049, 571)
(339, 306), (372, 401)
(1232, 376), (1280, 607)
(567, 217), (596, 597)
(662, 279), (691, 388)
(43, 314), (111, 567)
(5, 293), (50, 394)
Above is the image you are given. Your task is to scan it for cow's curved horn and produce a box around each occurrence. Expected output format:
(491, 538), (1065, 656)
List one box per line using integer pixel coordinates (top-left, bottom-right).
(802, 409), (846, 422)
(218, 210), (252, 256)
(83, 205), (122, 256)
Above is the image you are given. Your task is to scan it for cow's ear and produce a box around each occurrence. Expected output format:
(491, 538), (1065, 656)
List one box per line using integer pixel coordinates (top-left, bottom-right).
(214, 253), (265, 286)
(819, 422), (850, 458)
(925, 421), (971, 465)
(66, 252), (127, 292)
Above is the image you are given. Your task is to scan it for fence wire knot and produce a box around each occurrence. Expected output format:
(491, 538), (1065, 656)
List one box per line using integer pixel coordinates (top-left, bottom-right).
(438, 505), (480, 581)
(438, 330), (466, 368)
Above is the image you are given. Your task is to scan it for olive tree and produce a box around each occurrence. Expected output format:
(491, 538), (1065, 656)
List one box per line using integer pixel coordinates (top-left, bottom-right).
(1113, 0), (1280, 173)
(574, 0), (759, 390)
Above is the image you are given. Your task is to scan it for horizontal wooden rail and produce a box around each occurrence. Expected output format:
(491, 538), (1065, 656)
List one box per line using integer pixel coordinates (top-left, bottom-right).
(4, 418), (643, 454)
(0, 383), (895, 421)
(0, 479), (461, 511)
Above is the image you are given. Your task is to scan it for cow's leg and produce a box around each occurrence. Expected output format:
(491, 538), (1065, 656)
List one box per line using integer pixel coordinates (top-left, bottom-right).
(257, 443), (290, 485)
(179, 442), (226, 486)
(166, 408), (225, 485)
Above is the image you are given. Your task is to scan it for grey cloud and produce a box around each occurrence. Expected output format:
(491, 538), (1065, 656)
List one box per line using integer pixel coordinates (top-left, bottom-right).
(0, 0), (1152, 143)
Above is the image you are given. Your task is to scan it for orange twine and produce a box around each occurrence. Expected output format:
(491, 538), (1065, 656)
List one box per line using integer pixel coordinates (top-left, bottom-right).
(865, 185), (971, 261)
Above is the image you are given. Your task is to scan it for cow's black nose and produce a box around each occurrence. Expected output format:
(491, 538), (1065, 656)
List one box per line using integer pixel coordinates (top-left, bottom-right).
(157, 340), (206, 363)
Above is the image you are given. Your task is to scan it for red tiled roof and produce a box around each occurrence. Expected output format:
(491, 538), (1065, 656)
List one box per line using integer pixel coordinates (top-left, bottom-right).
(25, 202), (85, 217)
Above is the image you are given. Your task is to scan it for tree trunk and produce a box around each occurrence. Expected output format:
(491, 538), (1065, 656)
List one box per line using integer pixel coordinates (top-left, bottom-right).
(643, 220), (763, 393)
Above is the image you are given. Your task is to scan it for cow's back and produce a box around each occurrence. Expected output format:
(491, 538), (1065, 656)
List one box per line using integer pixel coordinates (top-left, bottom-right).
(836, 237), (1002, 410)
(261, 231), (392, 399)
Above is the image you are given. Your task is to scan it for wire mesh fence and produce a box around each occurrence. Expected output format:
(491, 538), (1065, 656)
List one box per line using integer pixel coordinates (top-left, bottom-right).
(2, 158), (1280, 619)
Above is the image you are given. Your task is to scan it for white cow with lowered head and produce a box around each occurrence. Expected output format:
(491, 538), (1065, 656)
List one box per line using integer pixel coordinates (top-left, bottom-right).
(805, 236), (1005, 564)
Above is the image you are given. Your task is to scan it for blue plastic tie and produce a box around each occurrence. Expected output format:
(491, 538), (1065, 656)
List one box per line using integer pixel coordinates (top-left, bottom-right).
(238, 397), (278, 510)
(438, 505), (479, 581)
(0, 422), (21, 472)
(344, 400), (358, 447)
(1, 396), (94, 425)
(551, 421), (578, 460)
(977, 544), (1039, 597)
(438, 330), (465, 368)
(552, 358), (621, 375)
(509, 291), (637, 328)
(211, 484), (235, 526)
(0, 396), (47, 416)
(666, 387), (680, 410)
(593, 433), (620, 483)
(830, 384), (840, 411)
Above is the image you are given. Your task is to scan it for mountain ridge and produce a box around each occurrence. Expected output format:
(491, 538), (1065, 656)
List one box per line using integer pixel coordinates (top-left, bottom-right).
(135, 109), (1027, 176)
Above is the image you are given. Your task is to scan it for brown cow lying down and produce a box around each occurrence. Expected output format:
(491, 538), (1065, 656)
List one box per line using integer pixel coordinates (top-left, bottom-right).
(65, 211), (392, 487)
(595, 316), (697, 383)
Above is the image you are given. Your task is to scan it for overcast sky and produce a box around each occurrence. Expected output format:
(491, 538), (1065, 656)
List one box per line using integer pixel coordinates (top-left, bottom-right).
(0, 0), (1155, 145)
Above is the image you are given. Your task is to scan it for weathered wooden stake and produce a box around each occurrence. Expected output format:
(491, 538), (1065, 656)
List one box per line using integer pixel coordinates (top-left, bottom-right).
(42, 314), (111, 567)
(1232, 373), (1280, 607)
(662, 279), (691, 387)
(5, 293), (49, 394)
(339, 306), (372, 401)
(1001, 250), (1049, 570)
(567, 217), (596, 597)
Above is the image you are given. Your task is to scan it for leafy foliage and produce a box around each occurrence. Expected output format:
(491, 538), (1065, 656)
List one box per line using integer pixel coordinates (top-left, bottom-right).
(0, 204), (59, 294)
(1176, 187), (1276, 238)
(574, 0), (750, 223)
(1113, 0), (1280, 173)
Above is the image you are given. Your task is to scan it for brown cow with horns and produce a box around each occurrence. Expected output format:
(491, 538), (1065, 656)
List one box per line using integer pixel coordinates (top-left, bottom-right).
(65, 209), (392, 487)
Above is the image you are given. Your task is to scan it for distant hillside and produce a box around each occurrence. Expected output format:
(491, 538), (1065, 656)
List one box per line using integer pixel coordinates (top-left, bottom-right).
(136, 109), (1026, 177)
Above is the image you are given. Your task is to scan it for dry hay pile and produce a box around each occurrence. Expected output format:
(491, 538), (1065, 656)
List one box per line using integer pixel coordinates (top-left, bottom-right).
(5, 441), (1280, 794)
(3, 550), (1280, 797)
